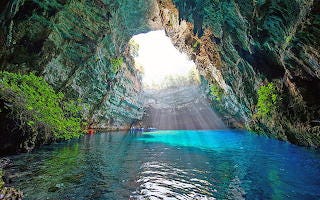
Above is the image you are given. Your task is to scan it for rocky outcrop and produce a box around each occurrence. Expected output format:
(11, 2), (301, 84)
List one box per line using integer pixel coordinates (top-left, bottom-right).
(156, 0), (320, 146)
(156, 0), (251, 125)
(0, 0), (161, 130)
(0, 0), (162, 154)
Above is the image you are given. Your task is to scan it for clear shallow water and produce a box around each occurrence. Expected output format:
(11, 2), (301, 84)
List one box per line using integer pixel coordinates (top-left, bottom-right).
(6, 130), (320, 200)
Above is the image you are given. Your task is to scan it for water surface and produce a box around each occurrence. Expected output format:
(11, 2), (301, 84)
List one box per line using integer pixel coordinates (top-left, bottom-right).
(6, 130), (320, 199)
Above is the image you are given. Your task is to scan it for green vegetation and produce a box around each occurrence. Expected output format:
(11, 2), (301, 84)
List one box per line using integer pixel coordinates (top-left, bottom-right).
(0, 71), (84, 140)
(192, 40), (200, 51)
(257, 83), (280, 117)
(110, 57), (124, 74)
(285, 35), (293, 44)
(210, 84), (223, 101)
(0, 170), (4, 189)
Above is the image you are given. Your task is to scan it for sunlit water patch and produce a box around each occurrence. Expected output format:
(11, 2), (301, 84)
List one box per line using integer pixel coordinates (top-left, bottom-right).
(5, 130), (320, 200)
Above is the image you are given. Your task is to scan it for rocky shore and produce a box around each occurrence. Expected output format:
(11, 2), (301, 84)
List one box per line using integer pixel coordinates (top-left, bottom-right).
(0, 158), (23, 200)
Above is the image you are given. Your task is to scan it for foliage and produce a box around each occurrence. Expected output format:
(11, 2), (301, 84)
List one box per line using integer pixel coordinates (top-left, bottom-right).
(257, 83), (280, 117)
(110, 57), (124, 74)
(0, 71), (84, 140)
(0, 170), (4, 189)
(192, 40), (200, 51)
(285, 35), (293, 44)
(210, 84), (223, 101)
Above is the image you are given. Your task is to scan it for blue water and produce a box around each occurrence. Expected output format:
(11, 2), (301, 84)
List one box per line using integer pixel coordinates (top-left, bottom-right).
(6, 130), (320, 199)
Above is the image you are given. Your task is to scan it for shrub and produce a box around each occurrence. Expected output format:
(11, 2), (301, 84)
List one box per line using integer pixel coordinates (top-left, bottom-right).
(210, 84), (223, 101)
(257, 83), (280, 117)
(0, 71), (84, 140)
(110, 57), (124, 74)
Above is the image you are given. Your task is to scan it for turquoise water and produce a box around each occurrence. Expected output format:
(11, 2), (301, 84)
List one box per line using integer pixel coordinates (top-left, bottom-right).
(6, 130), (320, 199)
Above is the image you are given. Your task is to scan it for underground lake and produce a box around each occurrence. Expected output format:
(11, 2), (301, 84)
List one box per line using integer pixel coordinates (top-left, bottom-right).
(4, 130), (320, 200)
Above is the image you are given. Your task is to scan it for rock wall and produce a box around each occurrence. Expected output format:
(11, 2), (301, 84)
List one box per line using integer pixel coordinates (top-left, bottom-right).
(156, 0), (320, 146)
(1, 0), (320, 147)
(0, 0), (160, 130)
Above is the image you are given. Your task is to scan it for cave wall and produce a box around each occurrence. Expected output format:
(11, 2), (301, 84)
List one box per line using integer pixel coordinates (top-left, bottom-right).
(1, 0), (320, 147)
(156, 0), (320, 146)
(0, 0), (161, 130)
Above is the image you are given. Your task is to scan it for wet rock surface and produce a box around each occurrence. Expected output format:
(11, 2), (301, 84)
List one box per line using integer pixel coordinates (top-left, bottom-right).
(0, 158), (23, 200)
(0, 0), (156, 153)
(0, 0), (153, 131)
(157, 0), (320, 146)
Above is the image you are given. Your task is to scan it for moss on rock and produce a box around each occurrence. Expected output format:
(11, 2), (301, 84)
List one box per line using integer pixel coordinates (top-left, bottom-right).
(0, 71), (84, 154)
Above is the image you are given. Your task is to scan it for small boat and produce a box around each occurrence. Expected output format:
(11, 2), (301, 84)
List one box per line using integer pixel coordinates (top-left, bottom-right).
(146, 128), (157, 132)
(87, 128), (95, 134)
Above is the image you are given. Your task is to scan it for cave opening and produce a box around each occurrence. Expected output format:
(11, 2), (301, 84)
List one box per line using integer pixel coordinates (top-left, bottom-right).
(129, 30), (225, 130)
(130, 30), (199, 89)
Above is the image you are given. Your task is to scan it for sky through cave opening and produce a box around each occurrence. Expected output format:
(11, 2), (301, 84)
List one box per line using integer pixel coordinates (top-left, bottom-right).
(130, 30), (199, 90)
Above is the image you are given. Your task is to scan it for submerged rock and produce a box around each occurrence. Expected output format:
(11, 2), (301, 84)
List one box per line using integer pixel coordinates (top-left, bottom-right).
(0, 162), (23, 200)
(47, 186), (60, 193)
(0, 159), (12, 170)
(0, 187), (23, 200)
(61, 173), (84, 184)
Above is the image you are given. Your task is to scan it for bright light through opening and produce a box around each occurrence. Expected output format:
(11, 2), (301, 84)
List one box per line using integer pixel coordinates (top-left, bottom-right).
(131, 30), (199, 89)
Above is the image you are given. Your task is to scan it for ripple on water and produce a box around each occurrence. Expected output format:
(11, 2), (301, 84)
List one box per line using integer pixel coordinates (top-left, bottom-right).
(131, 161), (221, 200)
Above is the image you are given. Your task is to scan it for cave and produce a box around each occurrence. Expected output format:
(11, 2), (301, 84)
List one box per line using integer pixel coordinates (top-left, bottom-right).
(0, 0), (320, 199)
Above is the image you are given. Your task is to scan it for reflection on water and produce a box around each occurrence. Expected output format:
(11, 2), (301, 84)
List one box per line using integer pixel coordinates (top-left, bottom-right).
(6, 130), (320, 200)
